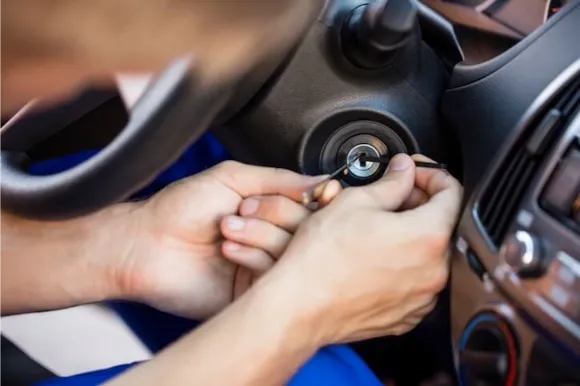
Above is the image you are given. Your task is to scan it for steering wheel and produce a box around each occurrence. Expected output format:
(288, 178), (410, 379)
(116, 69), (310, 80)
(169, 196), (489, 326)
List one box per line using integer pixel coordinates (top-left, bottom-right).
(0, 58), (238, 219)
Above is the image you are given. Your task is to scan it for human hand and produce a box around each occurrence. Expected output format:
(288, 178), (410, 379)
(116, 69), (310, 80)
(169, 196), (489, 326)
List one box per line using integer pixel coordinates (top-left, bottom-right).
(254, 154), (463, 344)
(220, 180), (342, 299)
(114, 161), (325, 319)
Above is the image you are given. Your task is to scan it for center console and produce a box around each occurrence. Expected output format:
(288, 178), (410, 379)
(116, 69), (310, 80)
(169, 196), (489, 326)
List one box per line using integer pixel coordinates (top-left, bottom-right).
(451, 59), (580, 385)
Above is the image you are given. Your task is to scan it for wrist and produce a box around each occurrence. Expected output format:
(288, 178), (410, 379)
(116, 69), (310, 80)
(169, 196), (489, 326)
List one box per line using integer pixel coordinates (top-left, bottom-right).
(249, 265), (327, 351)
(107, 268), (325, 386)
(79, 202), (143, 302)
(1, 203), (140, 315)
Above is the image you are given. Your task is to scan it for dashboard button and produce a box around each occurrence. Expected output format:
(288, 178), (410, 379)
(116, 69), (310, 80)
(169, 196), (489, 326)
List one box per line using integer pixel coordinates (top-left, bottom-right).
(500, 231), (543, 277)
(541, 280), (580, 321)
(551, 251), (580, 292)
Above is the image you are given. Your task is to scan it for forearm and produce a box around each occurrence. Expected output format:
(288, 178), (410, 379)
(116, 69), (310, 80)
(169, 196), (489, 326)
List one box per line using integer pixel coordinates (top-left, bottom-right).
(1, 204), (137, 315)
(106, 274), (320, 386)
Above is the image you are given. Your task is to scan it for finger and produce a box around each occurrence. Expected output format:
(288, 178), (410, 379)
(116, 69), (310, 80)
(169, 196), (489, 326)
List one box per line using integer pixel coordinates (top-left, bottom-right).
(409, 298), (438, 318)
(406, 154), (463, 230)
(405, 177), (463, 232)
(390, 321), (419, 336)
(401, 154), (449, 211)
(399, 187), (429, 211)
(359, 153), (416, 210)
(211, 161), (327, 201)
(411, 154), (460, 198)
(318, 180), (342, 207)
(240, 196), (311, 232)
(232, 267), (254, 300)
(222, 241), (275, 273)
(221, 216), (291, 258)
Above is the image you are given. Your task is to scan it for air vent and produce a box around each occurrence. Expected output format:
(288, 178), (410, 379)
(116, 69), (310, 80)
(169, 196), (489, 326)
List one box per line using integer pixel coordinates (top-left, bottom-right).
(478, 77), (580, 248)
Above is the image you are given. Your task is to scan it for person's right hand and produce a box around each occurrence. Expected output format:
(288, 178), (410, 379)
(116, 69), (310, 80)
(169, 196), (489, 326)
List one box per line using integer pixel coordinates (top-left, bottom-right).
(256, 153), (463, 344)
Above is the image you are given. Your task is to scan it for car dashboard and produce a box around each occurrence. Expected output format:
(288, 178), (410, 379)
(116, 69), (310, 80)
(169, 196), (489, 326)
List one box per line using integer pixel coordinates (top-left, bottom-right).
(2, 0), (579, 384)
(444, 3), (580, 385)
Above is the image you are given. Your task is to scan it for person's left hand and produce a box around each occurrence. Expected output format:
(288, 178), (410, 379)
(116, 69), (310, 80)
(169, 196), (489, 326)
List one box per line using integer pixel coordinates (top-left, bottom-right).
(113, 161), (325, 320)
(218, 179), (342, 300)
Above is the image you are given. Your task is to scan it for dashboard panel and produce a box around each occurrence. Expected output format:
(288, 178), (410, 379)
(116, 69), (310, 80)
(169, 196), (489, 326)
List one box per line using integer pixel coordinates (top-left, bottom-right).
(447, 1), (580, 381)
(420, 0), (572, 64)
(421, 0), (563, 38)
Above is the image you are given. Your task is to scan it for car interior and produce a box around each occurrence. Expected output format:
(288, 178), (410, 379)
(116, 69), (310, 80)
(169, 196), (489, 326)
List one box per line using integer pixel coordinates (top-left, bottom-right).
(2, 0), (579, 384)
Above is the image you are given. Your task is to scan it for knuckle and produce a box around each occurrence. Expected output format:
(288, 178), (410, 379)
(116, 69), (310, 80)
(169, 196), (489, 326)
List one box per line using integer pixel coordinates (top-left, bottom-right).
(392, 324), (414, 336)
(433, 266), (450, 292)
(272, 166), (290, 176)
(423, 265), (449, 293)
(424, 229), (451, 255)
(259, 196), (283, 219)
(270, 166), (296, 182)
(424, 299), (438, 314)
(338, 187), (375, 207)
(217, 160), (242, 173)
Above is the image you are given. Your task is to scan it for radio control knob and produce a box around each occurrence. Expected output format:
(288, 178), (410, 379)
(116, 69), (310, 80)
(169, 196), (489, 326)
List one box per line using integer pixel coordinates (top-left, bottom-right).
(500, 230), (543, 277)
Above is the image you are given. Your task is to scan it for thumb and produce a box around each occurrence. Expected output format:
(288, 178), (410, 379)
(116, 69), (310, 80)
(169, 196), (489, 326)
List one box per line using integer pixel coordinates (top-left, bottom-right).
(210, 161), (326, 201)
(360, 153), (416, 211)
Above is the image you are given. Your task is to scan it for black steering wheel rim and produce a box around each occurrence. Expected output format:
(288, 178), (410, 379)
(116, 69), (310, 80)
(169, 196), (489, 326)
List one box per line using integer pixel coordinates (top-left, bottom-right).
(1, 0), (326, 221)
(1, 57), (234, 220)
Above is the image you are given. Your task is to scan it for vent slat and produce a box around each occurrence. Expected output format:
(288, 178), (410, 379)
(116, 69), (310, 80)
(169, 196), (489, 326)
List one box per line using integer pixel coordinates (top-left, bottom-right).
(562, 90), (580, 117)
(491, 161), (536, 244)
(485, 150), (528, 243)
(481, 151), (519, 224)
(477, 76), (579, 249)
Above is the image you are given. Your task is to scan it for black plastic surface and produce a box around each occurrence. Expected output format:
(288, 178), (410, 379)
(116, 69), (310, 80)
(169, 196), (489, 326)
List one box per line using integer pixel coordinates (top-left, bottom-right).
(217, 2), (450, 175)
(526, 337), (580, 385)
(342, 0), (418, 69)
(306, 112), (418, 178)
(416, 2), (464, 68)
(447, 0), (579, 88)
(452, 58), (580, 384)
(442, 0), (580, 196)
(1, 59), (232, 219)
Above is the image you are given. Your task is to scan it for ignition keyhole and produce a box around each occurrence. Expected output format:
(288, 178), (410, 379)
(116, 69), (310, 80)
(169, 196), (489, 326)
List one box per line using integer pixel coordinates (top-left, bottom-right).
(346, 144), (383, 178)
(359, 152), (368, 167)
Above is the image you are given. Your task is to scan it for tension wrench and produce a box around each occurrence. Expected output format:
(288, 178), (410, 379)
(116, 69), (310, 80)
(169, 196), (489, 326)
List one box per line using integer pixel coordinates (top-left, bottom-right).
(301, 155), (448, 206)
(358, 155), (447, 170)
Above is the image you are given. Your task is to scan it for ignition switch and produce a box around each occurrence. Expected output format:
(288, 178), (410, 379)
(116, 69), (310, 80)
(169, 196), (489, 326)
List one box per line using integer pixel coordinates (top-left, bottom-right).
(336, 133), (389, 185)
(346, 143), (382, 178)
(318, 120), (413, 186)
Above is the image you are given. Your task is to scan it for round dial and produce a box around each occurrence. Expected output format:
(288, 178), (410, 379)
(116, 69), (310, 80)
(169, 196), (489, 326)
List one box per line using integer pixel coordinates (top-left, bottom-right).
(459, 313), (519, 386)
